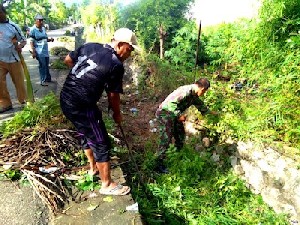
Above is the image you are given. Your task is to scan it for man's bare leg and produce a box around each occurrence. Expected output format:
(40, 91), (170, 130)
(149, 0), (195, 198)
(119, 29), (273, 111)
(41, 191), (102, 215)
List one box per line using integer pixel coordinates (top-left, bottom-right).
(97, 161), (130, 195)
(84, 149), (98, 175)
(96, 161), (112, 187)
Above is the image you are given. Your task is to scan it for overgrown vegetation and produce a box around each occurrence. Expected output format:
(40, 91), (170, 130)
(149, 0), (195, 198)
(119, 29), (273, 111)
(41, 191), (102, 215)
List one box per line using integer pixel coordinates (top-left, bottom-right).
(0, 93), (64, 137)
(133, 141), (289, 224)
(130, 0), (300, 150)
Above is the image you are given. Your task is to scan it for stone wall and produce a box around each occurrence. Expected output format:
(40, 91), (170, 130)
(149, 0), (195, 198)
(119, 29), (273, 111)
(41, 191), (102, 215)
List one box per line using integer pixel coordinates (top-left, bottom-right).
(230, 141), (300, 223)
(184, 116), (300, 223)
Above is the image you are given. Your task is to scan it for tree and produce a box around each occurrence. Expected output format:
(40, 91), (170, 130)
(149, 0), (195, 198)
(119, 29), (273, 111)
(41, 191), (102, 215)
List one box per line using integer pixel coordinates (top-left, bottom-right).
(48, 1), (68, 28)
(5, 0), (68, 29)
(117, 0), (193, 58)
(80, 1), (117, 42)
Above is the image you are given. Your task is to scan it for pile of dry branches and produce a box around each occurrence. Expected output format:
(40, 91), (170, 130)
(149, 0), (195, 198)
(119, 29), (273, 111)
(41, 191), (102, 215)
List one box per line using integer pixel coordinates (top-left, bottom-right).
(0, 128), (82, 214)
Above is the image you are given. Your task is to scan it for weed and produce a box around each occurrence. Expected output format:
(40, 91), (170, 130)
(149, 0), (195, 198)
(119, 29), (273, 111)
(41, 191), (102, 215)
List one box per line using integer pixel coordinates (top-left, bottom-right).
(75, 173), (100, 191)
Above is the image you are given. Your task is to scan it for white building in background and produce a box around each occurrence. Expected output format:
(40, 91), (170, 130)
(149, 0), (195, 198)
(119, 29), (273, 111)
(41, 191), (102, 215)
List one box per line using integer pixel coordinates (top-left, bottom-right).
(190, 0), (261, 27)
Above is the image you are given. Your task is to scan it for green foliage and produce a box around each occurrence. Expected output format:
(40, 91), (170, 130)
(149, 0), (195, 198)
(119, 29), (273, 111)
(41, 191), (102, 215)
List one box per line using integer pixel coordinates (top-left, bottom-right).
(138, 54), (195, 99)
(50, 59), (68, 69)
(75, 174), (100, 191)
(179, 0), (300, 149)
(48, 1), (68, 29)
(165, 20), (209, 70)
(50, 46), (70, 56)
(133, 9), (300, 149)
(134, 141), (289, 224)
(0, 93), (64, 137)
(117, 0), (193, 53)
(0, 169), (22, 181)
(6, 0), (70, 29)
(65, 30), (71, 36)
(258, 0), (300, 44)
(80, 2), (117, 42)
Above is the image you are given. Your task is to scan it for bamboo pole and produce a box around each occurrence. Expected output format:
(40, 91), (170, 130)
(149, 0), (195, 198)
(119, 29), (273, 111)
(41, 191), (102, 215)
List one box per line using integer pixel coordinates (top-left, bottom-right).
(18, 52), (35, 103)
(13, 39), (35, 103)
(194, 20), (202, 82)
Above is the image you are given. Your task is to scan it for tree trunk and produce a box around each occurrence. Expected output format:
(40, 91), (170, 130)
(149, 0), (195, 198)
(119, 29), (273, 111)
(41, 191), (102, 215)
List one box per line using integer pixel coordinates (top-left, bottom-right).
(159, 24), (165, 59)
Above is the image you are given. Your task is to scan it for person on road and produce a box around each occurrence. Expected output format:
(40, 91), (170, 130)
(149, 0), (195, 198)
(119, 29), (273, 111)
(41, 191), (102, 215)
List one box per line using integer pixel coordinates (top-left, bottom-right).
(0, 4), (27, 113)
(155, 78), (216, 173)
(60, 28), (138, 196)
(29, 14), (54, 86)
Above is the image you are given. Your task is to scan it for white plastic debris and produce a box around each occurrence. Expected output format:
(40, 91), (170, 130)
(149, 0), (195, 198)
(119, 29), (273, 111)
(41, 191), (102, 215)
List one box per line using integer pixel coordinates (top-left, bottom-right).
(39, 167), (59, 174)
(126, 202), (139, 212)
(149, 120), (154, 127)
(88, 192), (98, 198)
(149, 119), (157, 132)
(150, 128), (157, 133)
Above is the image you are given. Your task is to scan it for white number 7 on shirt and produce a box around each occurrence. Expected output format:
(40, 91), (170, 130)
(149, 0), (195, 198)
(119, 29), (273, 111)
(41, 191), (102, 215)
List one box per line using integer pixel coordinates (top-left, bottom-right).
(71, 55), (97, 78)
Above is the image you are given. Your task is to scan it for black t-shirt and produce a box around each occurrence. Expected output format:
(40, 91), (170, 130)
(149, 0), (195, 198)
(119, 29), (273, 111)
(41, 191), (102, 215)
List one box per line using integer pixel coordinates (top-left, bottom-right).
(61, 43), (124, 106)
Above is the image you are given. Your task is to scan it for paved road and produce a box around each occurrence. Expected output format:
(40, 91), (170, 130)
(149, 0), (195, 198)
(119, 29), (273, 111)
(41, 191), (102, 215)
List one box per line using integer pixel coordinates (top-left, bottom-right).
(0, 27), (73, 123)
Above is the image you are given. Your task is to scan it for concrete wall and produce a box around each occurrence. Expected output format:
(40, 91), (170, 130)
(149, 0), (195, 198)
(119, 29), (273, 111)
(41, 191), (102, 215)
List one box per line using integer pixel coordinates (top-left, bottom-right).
(230, 141), (300, 222)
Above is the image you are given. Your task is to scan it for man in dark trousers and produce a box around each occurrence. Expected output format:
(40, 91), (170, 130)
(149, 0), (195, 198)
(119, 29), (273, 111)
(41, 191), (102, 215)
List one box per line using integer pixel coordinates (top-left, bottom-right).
(60, 28), (138, 195)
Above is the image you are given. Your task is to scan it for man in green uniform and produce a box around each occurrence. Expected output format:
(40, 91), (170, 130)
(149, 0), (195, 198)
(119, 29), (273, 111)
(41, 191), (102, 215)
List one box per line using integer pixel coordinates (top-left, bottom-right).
(155, 78), (214, 173)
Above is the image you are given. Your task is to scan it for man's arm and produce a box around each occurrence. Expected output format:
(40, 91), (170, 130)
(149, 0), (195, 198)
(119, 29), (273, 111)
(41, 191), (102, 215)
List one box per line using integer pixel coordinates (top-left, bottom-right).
(107, 92), (122, 125)
(193, 98), (210, 115)
(64, 54), (74, 68)
(12, 23), (26, 53)
(194, 98), (218, 115)
(12, 37), (26, 53)
(29, 41), (37, 58)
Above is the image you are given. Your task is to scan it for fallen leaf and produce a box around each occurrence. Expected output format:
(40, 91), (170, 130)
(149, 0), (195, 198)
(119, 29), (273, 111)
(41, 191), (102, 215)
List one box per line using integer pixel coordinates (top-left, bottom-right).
(103, 196), (114, 202)
(87, 204), (99, 211)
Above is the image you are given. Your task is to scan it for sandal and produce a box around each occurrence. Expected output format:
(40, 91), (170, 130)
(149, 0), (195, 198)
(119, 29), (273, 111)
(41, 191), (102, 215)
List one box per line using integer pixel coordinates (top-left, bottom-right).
(99, 184), (131, 196)
(0, 105), (12, 113)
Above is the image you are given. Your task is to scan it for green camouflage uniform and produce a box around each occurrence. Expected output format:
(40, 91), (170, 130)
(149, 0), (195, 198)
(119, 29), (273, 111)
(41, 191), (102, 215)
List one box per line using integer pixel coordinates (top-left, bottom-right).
(155, 84), (209, 158)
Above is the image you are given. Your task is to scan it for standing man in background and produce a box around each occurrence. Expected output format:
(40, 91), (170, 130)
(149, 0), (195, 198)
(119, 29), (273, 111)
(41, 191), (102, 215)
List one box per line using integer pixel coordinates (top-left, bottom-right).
(29, 14), (54, 86)
(0, 4), (27, 113)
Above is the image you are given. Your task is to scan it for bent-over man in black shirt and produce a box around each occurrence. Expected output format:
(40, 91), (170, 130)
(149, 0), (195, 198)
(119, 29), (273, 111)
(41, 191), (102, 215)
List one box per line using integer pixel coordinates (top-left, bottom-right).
(60, 28), (139, 196)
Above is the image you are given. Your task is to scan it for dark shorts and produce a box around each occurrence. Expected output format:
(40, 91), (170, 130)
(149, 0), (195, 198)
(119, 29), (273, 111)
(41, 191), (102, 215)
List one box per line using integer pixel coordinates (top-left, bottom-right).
(60, 98), (111, 162)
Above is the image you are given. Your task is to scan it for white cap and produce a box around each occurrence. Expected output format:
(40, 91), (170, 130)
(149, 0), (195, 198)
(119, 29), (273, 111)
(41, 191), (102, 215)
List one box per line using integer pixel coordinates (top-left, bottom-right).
(113, 28), (139, 51)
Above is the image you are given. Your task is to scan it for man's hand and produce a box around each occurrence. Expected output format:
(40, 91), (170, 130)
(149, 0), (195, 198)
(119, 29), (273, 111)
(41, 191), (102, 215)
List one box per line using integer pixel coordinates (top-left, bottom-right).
(31, 50), (36, 59)
(15, 44), (23, 53)
(178, 115), (186, 122)
(107, 92), (122, 125)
